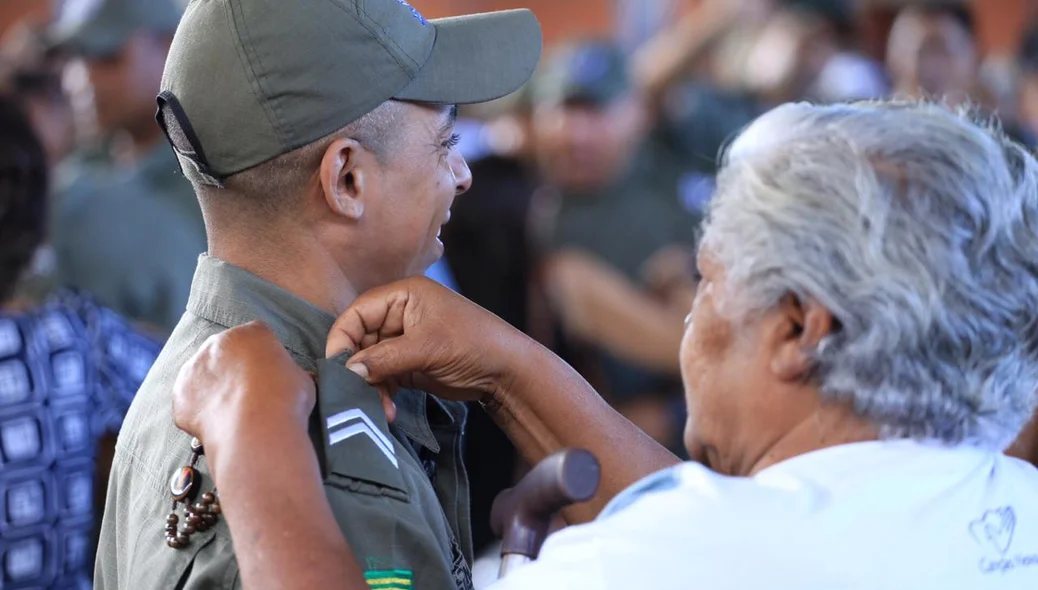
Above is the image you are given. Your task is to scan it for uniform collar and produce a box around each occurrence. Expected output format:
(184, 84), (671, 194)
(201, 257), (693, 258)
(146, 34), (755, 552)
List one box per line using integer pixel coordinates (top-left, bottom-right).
(186, 255), (333, 365)
(186, 254), (442, 452)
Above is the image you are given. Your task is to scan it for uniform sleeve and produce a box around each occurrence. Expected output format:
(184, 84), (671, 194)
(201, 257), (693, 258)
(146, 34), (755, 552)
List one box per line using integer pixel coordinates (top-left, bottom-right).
(314, 358), (467, 590)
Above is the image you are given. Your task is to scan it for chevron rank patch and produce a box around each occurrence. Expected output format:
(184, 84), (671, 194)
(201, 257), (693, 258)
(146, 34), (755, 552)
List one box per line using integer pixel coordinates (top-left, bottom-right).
(364, 569), (413, 589)
(327, 408), (398, 468)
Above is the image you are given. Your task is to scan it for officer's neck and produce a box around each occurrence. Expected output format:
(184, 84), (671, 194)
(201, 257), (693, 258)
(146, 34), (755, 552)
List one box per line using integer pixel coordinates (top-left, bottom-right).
(209, 235), (360, 317)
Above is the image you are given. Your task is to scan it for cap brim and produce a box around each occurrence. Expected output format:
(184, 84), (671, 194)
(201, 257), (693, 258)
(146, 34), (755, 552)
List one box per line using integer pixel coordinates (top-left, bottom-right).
(393, 9), (542, 105)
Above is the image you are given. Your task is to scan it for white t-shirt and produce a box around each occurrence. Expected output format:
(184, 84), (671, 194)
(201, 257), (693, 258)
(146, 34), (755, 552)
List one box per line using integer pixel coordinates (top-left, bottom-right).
(490, 441), (1038, 590)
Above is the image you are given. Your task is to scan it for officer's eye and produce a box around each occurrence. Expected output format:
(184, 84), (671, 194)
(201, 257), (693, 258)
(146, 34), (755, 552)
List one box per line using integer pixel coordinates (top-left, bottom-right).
(442, 133), (461, 150)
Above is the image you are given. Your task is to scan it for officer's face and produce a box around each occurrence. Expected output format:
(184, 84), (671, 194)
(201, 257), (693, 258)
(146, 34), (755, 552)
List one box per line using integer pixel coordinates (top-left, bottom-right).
(84, 32), (168, 136)
(357, 102), (472, 285)
(532, 96), (644, 193)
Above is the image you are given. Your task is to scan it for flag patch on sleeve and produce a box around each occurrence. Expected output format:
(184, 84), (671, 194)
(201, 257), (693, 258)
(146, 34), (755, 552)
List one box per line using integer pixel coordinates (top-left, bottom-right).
(364, 569), (413, 589)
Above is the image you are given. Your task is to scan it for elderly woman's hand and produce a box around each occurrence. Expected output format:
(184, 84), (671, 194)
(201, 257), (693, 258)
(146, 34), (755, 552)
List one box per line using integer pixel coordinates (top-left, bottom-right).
(172, 322), (317, 478)
(326, 276), (530, 402)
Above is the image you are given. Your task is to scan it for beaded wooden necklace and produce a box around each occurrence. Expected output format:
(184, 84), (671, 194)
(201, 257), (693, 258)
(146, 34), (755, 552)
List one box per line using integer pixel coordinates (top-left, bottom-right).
(165, 437), (222, 549)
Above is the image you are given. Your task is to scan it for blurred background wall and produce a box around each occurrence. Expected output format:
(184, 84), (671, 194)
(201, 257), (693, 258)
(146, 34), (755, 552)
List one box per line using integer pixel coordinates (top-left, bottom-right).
(380, 0), (1034, 56)
(6, 1), (1033, 58)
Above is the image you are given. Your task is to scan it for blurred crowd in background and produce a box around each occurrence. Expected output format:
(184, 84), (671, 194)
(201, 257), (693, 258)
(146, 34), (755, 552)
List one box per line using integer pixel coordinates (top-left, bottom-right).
(1, 0), (1037, 587)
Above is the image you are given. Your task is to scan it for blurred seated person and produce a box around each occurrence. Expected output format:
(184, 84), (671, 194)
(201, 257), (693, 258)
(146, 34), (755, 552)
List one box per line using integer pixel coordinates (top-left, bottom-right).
(887, 2), (1035, 148)
(0, 94), (160, 589)
(48, 0), (207, 334)
(528, 41), (715, 448)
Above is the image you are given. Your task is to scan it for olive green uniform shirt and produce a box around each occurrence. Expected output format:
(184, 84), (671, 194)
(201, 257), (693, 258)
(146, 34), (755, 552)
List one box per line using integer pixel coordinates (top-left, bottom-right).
(94, 256), (474, 590)
(53, 143), (207, 334)
(537, 138), (702, 281)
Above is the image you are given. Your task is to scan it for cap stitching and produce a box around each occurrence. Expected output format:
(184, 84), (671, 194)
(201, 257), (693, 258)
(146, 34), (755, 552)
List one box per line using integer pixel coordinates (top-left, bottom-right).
(228, 0), (288, 147)
(350, 0), (423, 73)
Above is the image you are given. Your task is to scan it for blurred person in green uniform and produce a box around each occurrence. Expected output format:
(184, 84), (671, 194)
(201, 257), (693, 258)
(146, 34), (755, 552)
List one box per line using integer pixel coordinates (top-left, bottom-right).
(92, 0), (541, 588)
(48, 0), (206, 333)
(528, 40), (755, 449)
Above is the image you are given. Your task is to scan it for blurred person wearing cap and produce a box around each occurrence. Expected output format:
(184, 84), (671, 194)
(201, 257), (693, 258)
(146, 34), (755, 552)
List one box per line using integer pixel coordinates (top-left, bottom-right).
(529, 40), (721, 449)
(91, 1), (541, 589)
(46, 0), (207, 334)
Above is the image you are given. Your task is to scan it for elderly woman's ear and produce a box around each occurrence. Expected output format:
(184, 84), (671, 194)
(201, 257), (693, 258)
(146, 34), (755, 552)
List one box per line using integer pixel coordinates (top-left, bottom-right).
(769, 294), (834, 382)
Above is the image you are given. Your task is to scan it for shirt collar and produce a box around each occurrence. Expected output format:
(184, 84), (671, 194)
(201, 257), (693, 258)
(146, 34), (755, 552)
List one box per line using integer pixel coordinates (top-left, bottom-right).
(187, 255), (333, 365)
(186, 254), (442, 451)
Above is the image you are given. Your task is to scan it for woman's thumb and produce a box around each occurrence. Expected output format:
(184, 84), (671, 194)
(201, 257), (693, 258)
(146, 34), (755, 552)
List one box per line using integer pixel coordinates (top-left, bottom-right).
(345, 339), (421, 384)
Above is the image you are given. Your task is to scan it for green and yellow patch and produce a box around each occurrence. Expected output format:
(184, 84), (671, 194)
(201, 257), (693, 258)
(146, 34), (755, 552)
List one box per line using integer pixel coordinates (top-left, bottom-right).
(364, 569), (413, 589)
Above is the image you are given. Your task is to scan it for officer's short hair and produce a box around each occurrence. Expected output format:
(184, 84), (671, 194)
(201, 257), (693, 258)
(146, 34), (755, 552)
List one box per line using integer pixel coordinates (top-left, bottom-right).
(193, 100), (403, 218)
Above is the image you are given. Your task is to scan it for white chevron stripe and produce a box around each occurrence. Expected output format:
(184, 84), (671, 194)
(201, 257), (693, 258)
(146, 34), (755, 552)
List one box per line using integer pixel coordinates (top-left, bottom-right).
(328, 422), (399, 468)
(326, 408), (394, 452)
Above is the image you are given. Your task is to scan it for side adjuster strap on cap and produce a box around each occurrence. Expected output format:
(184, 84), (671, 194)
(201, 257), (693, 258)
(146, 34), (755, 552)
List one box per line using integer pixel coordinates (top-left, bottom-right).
(155, 90), (225, 188)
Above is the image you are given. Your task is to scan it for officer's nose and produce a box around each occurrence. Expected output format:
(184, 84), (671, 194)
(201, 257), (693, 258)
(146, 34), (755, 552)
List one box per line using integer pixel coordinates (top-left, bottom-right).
(449, 149), (473, 195)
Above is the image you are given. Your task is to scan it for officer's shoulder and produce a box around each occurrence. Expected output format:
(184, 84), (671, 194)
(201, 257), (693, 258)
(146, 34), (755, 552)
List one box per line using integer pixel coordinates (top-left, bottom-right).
(315, 358), (406, 492)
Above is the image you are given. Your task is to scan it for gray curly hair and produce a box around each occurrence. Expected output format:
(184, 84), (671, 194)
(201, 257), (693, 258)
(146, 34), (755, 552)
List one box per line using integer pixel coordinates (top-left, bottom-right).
(702, 101), (1038, 450)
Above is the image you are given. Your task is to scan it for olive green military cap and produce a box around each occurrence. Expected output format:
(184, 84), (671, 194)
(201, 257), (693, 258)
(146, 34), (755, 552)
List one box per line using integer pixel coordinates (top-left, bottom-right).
(49, 0), (184, 58)
(532, 40), (630, 108)
(157, 0), (542, 187)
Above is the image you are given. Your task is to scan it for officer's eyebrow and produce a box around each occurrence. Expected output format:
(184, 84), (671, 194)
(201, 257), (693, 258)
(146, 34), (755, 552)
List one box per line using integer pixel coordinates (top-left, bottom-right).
(438, 105), (458, 136)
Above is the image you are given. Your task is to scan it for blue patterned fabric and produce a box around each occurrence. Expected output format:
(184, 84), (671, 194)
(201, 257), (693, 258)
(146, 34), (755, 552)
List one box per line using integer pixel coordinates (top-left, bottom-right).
(0, 291), (160, 589)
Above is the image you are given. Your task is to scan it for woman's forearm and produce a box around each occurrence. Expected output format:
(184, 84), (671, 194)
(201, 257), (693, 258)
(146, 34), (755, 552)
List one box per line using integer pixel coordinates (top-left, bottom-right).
(485, 338), (681, 524)
(211, 421), (367, 590)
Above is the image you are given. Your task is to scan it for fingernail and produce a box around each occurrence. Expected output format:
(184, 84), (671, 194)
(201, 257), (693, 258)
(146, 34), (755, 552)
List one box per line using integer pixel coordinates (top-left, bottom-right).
(347, 362), (369, 380)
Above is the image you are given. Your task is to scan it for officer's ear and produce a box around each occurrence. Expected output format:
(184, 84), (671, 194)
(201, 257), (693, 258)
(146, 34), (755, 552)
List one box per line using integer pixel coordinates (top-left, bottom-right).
(319, 137), (371, 220)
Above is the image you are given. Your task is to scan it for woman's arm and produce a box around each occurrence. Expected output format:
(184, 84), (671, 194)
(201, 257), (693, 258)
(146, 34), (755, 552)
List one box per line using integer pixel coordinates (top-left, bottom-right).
(327, 278), (682, 524)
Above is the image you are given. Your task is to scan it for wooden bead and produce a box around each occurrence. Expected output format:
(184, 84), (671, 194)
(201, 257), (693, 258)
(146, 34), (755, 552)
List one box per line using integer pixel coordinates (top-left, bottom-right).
(176, 533), (189, 545)
(180, 524), (196, 535)
(201, 492), (215, 505)
(202, 513), (217, 527)
(166, 513), (179, 526)
(186, 514), (202, 527)
(209, 503), (221, 515)
(167, 536), (183, 549)
(169, 467), (199, 502)
(193, 502), (207, 514)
